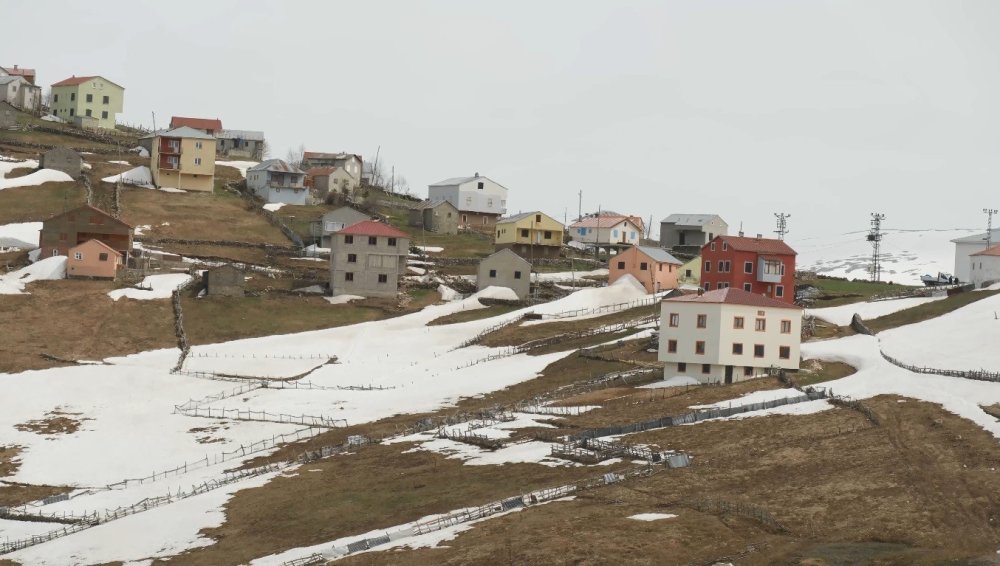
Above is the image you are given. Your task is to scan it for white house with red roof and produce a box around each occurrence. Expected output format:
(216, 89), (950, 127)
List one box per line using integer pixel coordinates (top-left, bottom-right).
(330, 220), (411, 298)
(49, 75), (124, 129)
(969, 244), (1000, 288)
(658, 287), (802, 384)
(569, 214), (644, 248)
(301, 152), (363, 193)
(1, 65), (37, 85)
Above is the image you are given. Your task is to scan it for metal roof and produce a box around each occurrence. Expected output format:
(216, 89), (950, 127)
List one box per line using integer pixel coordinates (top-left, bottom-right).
(661, 214), (726, 225)
(971, 244), (1000, 257)
(497, 211), (560, 225)
(0, 76), (29, 85)
(429, 174), (509, 191)
(248, 159), (305, 174)
(635, 245), (682, 264)
(170, 116), (222, 131)
(951, 229), (1000, 244)
(339, 220), (410, 239)
(216, 129), (264, 141)
(158, 126), (216, 140)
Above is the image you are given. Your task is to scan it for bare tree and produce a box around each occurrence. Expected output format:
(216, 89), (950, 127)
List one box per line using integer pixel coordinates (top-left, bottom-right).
(285, 143), (305, 167)
(363, 160), (387, 189)
(261, 140), (272, 160)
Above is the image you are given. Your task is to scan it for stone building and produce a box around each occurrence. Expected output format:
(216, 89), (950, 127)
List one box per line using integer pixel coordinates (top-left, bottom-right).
(39, 147), (83, 178)
(330, 220), (410, 298)
(408, 200), (459, 235)
(203, 264), (245, 297)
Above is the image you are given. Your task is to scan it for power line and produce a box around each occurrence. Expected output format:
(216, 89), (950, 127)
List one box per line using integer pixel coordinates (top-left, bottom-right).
(866, 213), (886, 282)
(774, 213), (790, 240)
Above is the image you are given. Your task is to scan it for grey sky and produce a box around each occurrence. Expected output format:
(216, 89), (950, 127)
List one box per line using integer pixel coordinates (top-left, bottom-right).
(5, 0), (999, 238)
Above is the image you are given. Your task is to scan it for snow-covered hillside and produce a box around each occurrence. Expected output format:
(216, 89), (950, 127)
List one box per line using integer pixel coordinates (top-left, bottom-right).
(793, 228), (975, 285)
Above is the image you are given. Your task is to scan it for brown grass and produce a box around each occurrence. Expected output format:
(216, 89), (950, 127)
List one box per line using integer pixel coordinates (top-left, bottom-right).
(15, 409), (87, 435)
(0, 181), (86, 224)
(0, 446), (72, 508)
(479, 305), (658, 348)
(427, 304), (523, 326)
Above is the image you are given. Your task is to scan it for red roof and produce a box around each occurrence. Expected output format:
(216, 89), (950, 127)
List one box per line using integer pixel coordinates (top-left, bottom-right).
(3, 66), (35, 78)
(971, 244), (1000, 257)
(339, 220), (410, 239)
(711, 235), (797, 256)
(52, 75), (98, 87)
(663, 287), (801, 310)
(170, 116), (223, 131)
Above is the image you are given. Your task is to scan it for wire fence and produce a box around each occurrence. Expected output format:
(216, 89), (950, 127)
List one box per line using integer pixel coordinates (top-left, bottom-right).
(880, 350), (1000, 382)
(538, 294), (664, 320)
(175, 406), (348, 428)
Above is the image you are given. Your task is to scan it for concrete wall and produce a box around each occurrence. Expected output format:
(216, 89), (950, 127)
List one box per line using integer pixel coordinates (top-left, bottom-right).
(50, 77), (124, 129)
(320, 207), (370, 248)
(205, 266), (245, 297)
(954, 233), (1000, 282)
(330, 233), (409, 298)
(658, 300), (801, 384)
(495, 242), (560, 260)
(609, 247), (679, 293)
(410, 202), (460, 235)
(429, 177), (507, 216)
(40, 147), (82, 177)
(66, 240), (120, 279)
(477, 249), (531, 299)
(970, 255), (1000, 288)
(151, 135), (216, 192)
(659, 218), (728, 248)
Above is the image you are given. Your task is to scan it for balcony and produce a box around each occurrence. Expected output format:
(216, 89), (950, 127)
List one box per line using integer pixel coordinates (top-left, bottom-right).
(757, 258), (784, 283)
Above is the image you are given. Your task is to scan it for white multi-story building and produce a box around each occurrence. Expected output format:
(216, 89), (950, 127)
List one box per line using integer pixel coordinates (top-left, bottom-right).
(428, 173), (508, 231)
(969, 245), (1000, 288)
(658, 287), (802, 385)
(952, 229), (1000, 283)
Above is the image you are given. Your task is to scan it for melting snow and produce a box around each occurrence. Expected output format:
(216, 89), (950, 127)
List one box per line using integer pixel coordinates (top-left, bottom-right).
(0, 256), (66, 294)
(107, 273), (193, 301)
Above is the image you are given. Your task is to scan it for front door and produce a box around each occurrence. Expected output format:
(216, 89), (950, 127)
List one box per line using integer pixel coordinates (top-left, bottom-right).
(724, 365), (733, 384)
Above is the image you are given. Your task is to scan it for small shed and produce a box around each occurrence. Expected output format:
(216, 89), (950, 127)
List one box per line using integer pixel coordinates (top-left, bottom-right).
(203, 264), (245, 297)
(0, 102), (17, 128)
(409, 200), (460, 235)
(477, 248), (531, 300)
(73, 115), (99, 130)
(67, 239), (121, 279)
(39, 147), (83, 178)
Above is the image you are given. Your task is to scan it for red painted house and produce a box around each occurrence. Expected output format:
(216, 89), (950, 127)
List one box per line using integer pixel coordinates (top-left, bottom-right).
(699, 235), (797, 304)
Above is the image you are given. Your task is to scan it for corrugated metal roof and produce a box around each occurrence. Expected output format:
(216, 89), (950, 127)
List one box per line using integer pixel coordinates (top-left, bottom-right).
(411, 199), (456, 211)
(952, 229), (1000, 244)
(429, 174), (509, 191)
(715, 235), (797, 256)
(248, 159), (305, 174)
(636, 246), (682, 264)
(661, 214), (725, 225)
(497, 211), (557, 225)
(158, 126), (216, 140)
(303, 151), (362, 162)
(664, 287), (801, 309)
(570, 215), (643, 229)
(0, 76), (29, 86)
(216, 129), (264, 141)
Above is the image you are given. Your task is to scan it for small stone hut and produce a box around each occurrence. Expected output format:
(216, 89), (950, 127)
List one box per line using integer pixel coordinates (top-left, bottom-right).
(203, 264), (245, 297)
(39, 147), (83, 178)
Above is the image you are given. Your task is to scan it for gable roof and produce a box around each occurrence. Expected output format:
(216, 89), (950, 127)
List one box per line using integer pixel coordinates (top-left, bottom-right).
(43, 146), (82, 159)
(170, 116), (223, 131)
(661, 214), (725, 226)
(303, 151), (362, 162)
(571, 215), (642, 229)
(157, 126), (216, 140)
(635, 245), (682, 264)
(952, 229), (1000, 244)
(412, 199), (458, 211)
(70, 238), (121, 256)
(45, 204), (133, 229)
(322, 206), (370, 223)
(248, 159), (304, 174)
(429, 175), (509, 191)
(0, 76), (29, 86)
(2, 66), (35, 78)
(216, 129), (264, 141)
(339, 220), (410, 239)
(481, 247), (531, 266)
(51, 75), (123, 89)
(664, 287), (801, 310)
(497, 211), (562, 226)
(305, 166), (338, 177)
(712, 235), (797, 256)
(971, 244), (1000, 257)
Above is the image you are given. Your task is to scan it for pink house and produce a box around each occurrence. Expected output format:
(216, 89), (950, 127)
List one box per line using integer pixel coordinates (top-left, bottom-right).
(609, 245), (682, 293)
(67, 239), (122, 279)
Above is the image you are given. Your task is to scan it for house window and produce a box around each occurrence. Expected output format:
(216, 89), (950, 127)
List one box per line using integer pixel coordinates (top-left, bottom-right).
(489, 269), (497, 277)
(73, 252), (82, 260)
(744, 366), (754, 377)
(488, 198), (493, 207)
(678, 362), (687, 372)
(520, 229), (529, 238)
(723, 242), (728, 251)
(704, 261), (711, 272)
(85, 109), (92, 117)
(640, 262), (648, 271)
(462, 214), (468, 223)
(754, 344), (765, 358)
(732, 343), (743, 355)
(710, 242), (716, 251)
(734, 316), (744, 329)
(669, 313), (679, 327)
(763, 260), (784, 276)
(744, 261), (753, 274)
(103, 95), (109, 104)
(101, 111), (108, 119)
(99, 253), (108, 261)
(775, 285), (784, 298)
(779, 346), (791, 360)
(347, 253), (357, 263)
(52, 249), (58, 257)
(388, 238), (397, 246)
(617, 261), (625, 269)
(535, 214), (541, 223)
(755, 318), (766, 331)
(368, 236), (377, 245)
(696, 314), (707, 328)
(514, 271), (522, 279)
(717, 282), (726, 290)
(723, 260), (731, 272)
(70, 93), (76, 101)
(667, 339), (677, 353)
(86, 94), (93, 102)
(744, 283), (752, 292)
(695, 341), (705, 355)
(344, 235), (354, 244)
(378, 274), (388, 283)
(704, 282), (711, 291)
(194, 158), (202, 165)
(477, 181), (484, 189)
(543, 231), (552, 239)
(53, 94), (58, 102)
(70, 108), (75, 116)
(59, 233), (67, 241)
(345, 272), (354, 281)
(702, 364), (711, 374)
(780, 320), (792, 334)
(195, 142), (202, 149)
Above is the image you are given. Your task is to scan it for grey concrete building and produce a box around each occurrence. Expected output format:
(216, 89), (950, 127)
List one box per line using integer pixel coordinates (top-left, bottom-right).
(659, 214), (728, 249)
(0, 102), (17, 129)
(215, 129), (265, 160)
(330, 220), (410, 298)
(477, 248), (531, 300)
(203, 264), (245, 297)
(318, 206), (370, 248)
(39, 147), (83, 178)
(408, 200), (459, 235)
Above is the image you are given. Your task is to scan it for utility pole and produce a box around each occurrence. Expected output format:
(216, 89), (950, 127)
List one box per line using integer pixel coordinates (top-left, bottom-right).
(867, 213), (886, 282)
(985, 208), (998, 250)
(577, 190), (582, 223)
(774, 213), (790, 240)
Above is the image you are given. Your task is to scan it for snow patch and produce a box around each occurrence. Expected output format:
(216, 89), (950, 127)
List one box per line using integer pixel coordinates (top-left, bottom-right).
(325, 294), (364, 305)
(0, 221), (42, 250)
(628, 513), (677, 521)
(262, 202), (285, 212)
(107, 273), (193, 301)
(0, 256), (66, 294)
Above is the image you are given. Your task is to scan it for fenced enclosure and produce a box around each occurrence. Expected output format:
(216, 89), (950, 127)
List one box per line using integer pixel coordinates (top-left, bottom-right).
(880, 349), (1000, 382)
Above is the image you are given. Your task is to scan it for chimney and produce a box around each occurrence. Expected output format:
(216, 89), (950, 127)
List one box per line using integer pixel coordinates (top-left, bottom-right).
(738, 231), (744, 237)
(474, 171), (479, 177)
(13, 65), (17, 70)
(756, 233), (762, 240)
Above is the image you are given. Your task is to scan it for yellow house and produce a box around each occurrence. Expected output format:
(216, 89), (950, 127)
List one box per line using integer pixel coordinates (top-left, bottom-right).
(150, 126), (217, 192)
(678, 256), (701, 287)
(495, 211), (565, 259)
(49, 75), (124, 130)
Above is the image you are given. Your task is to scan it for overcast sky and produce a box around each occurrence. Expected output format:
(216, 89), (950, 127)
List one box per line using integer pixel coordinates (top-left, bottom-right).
(6, 1), (1000, 239)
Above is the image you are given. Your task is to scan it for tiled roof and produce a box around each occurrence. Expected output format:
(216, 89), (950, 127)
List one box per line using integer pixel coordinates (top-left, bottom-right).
(712, 235), (797, 256)
(71, 238), (121, 255)
(170, 116), (223, 131)
(635, 245), (682, 264)
(51, 75), (98, 87)
(248, 159), (305, 174)
(664, 287), (801, 309)
(47, 204), (133, 229)
(339, 220), (410, 239)
(571, 215), (628, 229)
(971, 244), (1000, 257)
(2, 66), (35, 77)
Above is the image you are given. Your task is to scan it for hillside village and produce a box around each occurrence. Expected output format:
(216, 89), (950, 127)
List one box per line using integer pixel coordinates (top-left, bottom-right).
(3, 61), (1000, 566)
